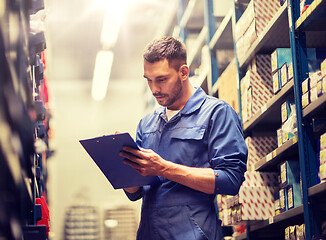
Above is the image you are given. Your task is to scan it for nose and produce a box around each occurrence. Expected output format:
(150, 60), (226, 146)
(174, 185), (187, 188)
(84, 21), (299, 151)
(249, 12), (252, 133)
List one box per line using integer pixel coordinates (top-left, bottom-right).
(150, 81), (160, 94)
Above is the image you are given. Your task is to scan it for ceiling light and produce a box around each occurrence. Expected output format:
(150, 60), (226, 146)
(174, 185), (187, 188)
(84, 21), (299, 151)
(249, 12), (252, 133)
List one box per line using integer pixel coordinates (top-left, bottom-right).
(91, 50), (114, 101)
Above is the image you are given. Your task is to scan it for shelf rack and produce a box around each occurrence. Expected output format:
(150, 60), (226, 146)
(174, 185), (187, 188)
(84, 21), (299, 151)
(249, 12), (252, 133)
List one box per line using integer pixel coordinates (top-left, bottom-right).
(173, 0), (326, 239)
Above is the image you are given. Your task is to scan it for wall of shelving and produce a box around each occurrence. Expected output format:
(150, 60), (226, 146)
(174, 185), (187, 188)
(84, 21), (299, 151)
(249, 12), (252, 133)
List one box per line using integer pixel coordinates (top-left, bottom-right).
(0, 0), (51, 239)
(172, 0), (326, 239)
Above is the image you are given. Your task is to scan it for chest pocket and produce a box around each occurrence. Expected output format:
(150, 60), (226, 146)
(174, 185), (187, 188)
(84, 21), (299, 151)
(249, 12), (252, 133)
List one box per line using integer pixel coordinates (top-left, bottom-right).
(169, 127), (207, 167)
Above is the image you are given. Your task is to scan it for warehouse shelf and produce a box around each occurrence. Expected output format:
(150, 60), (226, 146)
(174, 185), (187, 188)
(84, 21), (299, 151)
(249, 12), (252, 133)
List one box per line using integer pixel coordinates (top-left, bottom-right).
(238, 3), (289, 71)
(254, 135), (299, 171)
(209, 9), (233, 51)
(179, 0), (204, 31)
(296, 0), (326, 31)
(309, 181), (326, 197)
(211, 58), (236, 95)
(243, 79), (294, 134)
(303, 92), (326, 118)
(187, 26), (208, 67)
(234, 205), (304, 240)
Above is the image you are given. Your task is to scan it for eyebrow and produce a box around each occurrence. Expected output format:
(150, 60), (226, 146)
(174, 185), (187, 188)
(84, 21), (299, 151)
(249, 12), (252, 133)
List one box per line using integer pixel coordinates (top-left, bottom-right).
(143, 74), (169, 80)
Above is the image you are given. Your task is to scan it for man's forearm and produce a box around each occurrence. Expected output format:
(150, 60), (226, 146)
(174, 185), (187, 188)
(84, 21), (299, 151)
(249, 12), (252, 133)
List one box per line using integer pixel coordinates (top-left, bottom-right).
(160, 160), (216, 194)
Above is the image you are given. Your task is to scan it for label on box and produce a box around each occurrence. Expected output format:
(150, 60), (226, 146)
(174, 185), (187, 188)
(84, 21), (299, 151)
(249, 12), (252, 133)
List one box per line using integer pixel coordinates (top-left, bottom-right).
(273, 71), (280, 94)
(320, 149), (326, 165)
(287, 185), (294, 209)
(302, 78), (310, 94)
(277, 128), (283, 147)
(323, 77), (326, 94)
(310, 87), (318, 102)
(280, 163), (286, 185)
(302, 92), (310, 108)
(288, 62), (294, 80)
(281, 63), (288, 86)
(320, 164), (326, 180)
(320, 133), (326, 150)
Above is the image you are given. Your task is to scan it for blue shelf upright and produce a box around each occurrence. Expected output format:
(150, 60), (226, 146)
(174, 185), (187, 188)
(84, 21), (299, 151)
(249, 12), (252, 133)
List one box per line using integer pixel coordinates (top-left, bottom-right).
(287, 0), (322, 238)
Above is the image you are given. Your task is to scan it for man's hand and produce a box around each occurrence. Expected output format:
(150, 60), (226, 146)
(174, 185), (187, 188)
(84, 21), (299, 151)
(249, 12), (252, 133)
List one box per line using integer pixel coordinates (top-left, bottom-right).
(120, 147), (167, 177)
(120, 146), (215, 195)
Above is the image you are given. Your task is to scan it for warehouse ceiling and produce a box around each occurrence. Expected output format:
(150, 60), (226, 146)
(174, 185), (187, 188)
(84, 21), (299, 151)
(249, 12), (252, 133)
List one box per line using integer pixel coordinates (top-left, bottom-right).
(46, 0), (178, 83)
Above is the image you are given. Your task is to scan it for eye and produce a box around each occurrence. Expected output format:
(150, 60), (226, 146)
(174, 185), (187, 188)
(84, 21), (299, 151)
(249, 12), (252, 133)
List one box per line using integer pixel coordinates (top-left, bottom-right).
(158, 78), (166, 82)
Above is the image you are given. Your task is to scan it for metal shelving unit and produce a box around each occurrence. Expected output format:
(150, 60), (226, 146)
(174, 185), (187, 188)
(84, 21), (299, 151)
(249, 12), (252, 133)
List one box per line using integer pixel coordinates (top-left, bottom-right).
(174, 0), (326, 238)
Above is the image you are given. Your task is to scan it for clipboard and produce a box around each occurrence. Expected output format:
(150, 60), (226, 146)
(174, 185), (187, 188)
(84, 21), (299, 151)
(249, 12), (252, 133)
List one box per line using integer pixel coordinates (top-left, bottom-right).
(79, 133), (160, 189)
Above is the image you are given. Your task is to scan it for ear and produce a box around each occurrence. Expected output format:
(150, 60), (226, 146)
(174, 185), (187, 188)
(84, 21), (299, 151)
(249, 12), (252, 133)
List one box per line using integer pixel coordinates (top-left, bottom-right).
(179, 65), (189, 80)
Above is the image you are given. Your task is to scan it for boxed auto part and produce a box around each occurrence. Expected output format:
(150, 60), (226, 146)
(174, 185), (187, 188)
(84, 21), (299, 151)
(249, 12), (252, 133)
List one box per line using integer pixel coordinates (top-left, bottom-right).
(243, 171), (279, 187)
(286, 183), (302, 210)
(280, 160), (300, 188)
(245, 136), (277, 170)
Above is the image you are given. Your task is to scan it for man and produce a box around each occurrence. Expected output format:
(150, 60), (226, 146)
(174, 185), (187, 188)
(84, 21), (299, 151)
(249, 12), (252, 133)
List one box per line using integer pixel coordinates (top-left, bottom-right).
(120, 36), (247, 240)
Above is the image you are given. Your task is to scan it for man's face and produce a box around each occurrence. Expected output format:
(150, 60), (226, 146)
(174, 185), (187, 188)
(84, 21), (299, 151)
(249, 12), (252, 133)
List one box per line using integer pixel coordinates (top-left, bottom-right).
(143, 59), (183, 110)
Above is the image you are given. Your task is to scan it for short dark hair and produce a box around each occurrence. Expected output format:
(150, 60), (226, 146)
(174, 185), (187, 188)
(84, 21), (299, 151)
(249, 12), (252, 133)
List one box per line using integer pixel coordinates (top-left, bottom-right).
(143, 36), (187, 71)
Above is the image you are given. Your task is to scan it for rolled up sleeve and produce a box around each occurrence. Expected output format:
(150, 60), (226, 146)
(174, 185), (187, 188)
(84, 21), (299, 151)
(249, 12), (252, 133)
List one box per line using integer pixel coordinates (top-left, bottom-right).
(209, 103), (248, 196)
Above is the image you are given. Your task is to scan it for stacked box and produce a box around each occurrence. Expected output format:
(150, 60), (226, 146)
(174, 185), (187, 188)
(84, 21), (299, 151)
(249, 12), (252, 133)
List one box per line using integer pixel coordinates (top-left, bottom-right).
(302, 77), (310, 109)
(274, 190), (281, 215)
(271, 48), (292, 73)
(281, 101), (297, 144)
(288, 62), (294, 80)
(273, 70), (282, 94)
(319, 133), (326, 180)
(279, 161), (302, 212)
(287, 184), (302, 210)
(235, 0), (280, 61)
(240, 202), (274, 220)
(241, 63), (274, 123)
(280, 160), (300, 188)
(238, 186), (277, 204)
(281, 100), (295, 123)
(296, 224), (305, 240)
(281, 63), (289, 87)
(245, 136), (277, 170)
(243, 171), (279, 187)
(279, 188), (287, 213)
(277, 128), (283, 147)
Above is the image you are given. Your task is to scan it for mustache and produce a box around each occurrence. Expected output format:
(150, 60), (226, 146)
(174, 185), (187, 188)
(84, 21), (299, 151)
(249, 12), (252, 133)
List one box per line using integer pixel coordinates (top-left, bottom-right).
(153, 93), (166, 97)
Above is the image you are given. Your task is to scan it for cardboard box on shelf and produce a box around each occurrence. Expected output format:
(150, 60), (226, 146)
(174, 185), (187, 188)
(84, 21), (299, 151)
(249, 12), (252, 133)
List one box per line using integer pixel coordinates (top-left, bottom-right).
(281, 100), (295, 124)
(302, 91), (310, 109)
(279, 188), (287, 213)
(317, 78), (323, 97)
(273, 70), (281, 94)
(286, 183), (302, 210)
(281, 63), (289, 87)
(243, 171), (279, 187)
(309, 70), (323, 89)
(271, 48), (292, 73)
(239, 202), (274, 220)
(245, 136), (277, 170)
(320, 163), (326, 180)
(320, 133), (326, 150)
(241, 69), (273, 123)
(235, 0), (280, 62)
(238, 186), (277, 205)
(319, 150), (325, 166)
(302, 77), (310, 94)
(288, 62), (294, 80)
(310, 86), (318, 103)
(277, 128), (283, 147)
(280, 160), (301, 189)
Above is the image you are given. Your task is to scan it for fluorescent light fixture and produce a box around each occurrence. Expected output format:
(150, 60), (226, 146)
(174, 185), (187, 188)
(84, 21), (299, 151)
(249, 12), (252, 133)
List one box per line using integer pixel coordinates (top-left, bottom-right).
(91, 50), (114, 101)
(100, 1), (132, 49)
